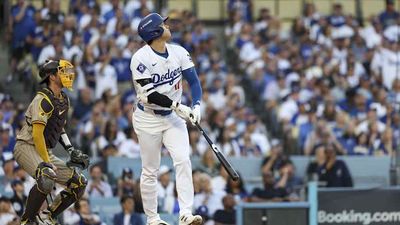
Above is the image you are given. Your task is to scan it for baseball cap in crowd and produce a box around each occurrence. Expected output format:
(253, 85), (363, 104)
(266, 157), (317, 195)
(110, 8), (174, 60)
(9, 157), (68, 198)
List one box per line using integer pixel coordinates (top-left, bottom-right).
(11, 179), (23, 188)
(159, 165), (172, 177)
(195, 205), (209, 220)
(122, 167), (133, 176)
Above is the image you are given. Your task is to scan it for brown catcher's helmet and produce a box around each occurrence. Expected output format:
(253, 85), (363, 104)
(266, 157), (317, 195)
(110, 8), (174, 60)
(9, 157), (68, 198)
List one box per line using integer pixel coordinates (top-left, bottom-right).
(38, 59), (75, 90)
(39, 60), (59, 84)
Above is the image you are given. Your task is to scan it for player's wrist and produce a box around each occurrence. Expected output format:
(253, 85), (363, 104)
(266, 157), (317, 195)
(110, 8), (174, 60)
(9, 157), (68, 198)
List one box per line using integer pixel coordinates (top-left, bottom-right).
(171, 101), (179, 110)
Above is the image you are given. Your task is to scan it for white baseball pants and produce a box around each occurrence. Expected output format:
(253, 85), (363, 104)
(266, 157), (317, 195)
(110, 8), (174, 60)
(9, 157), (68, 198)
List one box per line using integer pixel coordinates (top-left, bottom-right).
(132, 108), (194, 223)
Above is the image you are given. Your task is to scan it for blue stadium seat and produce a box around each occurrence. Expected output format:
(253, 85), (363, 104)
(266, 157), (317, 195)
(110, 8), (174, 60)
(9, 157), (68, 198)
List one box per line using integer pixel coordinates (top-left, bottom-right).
(90, 197), (121, 223)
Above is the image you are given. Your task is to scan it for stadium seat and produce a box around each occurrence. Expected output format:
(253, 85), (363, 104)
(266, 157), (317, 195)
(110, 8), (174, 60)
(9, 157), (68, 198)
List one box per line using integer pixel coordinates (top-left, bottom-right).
(90, 197), (121, 223)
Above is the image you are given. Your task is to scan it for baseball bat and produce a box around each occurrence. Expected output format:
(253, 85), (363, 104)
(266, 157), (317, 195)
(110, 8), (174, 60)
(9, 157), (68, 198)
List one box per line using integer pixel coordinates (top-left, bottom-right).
(195, 122), (239, 181)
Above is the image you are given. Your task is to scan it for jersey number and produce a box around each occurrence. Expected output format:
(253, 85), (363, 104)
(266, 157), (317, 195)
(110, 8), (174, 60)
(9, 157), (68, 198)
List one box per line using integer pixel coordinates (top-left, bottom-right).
(174, 82), (180, 90)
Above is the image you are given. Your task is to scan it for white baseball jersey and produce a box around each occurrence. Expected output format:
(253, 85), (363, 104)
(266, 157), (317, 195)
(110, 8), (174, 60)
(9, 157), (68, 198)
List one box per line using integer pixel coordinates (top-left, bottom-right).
(130, 43), (194, 110)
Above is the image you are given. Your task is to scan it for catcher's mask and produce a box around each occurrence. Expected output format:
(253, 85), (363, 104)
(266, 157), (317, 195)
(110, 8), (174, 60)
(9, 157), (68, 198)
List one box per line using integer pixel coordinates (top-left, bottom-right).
(39, 59), (75, 91)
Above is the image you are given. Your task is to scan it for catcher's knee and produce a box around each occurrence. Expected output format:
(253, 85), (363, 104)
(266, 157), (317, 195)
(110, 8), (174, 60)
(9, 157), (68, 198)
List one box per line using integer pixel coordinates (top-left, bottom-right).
(35, 162), (57, 194)
(67, 171), (87, 199)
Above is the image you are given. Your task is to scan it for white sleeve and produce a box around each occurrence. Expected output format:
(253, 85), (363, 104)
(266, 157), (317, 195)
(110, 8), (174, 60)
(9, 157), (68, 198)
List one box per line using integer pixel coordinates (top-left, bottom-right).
(177, 46), (195, 70)
(130, 56), (152, 80)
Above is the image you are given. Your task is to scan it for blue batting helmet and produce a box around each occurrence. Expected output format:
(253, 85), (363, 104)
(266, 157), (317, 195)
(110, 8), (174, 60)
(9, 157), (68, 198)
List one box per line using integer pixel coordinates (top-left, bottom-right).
(138, 13), (168, 43)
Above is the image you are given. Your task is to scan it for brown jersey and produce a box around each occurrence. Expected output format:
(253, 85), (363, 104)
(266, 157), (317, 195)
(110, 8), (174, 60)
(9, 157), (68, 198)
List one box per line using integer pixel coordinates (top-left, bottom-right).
(16, 88), (69, 148)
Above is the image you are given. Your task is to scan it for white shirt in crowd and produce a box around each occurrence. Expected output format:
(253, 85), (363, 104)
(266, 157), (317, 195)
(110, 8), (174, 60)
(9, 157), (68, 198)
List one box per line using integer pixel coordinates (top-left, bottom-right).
(86, 180), (113, 198)
(371, 48), (400, 90)
(38, 44), (56, 65)
(118, 138), (141, 158)
(94, 62), (118, 99)
(124, 214), (131, 225)
(193, 190), (226, 217)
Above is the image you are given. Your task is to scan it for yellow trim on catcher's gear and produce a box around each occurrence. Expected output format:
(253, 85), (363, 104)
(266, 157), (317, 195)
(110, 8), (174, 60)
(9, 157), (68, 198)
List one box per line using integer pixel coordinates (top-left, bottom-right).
(32, 123), (51, 162)
(58, 59), (75, 91)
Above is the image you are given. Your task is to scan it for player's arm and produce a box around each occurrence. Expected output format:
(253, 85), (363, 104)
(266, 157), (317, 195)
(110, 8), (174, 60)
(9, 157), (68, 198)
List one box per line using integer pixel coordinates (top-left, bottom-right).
(32, 123), (50, 163)
(59, 128), (90, 169)
(179, 46), (202, 124)
(31, 96), (53, 163)
(182, 67), (202, 106)
(59, 128), (73, 152)
(136, 78), (174, 107)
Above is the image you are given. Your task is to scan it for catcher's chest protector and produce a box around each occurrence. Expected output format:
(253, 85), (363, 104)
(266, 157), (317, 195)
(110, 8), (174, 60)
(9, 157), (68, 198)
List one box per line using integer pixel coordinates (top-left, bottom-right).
(38, 88), (69, 148)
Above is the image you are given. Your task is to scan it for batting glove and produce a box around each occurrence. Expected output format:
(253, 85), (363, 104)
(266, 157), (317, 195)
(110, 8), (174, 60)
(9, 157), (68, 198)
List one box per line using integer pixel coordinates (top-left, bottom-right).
(190, 104), (201, 125)
(137, 93), (148, 104)
(171, 101), (192, 120)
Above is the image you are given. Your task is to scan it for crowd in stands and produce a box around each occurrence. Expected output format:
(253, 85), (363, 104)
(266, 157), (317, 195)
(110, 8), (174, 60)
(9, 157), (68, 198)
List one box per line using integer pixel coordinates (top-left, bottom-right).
(1, 0), (400, 224)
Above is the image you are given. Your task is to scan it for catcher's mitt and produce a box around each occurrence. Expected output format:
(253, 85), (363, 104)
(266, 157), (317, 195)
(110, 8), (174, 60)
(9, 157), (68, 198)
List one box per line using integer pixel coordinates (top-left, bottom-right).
(67, 148), (90, 170)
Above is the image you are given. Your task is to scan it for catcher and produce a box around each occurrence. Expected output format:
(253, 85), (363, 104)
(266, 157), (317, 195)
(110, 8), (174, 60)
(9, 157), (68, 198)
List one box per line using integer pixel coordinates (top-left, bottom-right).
(13, 59), (90, 225)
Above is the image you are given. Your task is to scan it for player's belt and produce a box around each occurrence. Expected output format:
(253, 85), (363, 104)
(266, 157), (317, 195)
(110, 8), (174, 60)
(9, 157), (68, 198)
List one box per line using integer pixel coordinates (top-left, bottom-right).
(137, 103), (172, 116)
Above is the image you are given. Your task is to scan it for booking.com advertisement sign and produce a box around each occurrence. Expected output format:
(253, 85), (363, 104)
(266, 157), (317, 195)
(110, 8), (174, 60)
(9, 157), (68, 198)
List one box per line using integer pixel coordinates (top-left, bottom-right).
(318, 188), (400, 225)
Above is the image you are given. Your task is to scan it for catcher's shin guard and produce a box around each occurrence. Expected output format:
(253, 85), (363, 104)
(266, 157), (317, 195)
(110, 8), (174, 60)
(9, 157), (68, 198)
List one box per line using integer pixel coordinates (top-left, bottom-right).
(49, 171), (87, 218)
(22, 162), (57, 222)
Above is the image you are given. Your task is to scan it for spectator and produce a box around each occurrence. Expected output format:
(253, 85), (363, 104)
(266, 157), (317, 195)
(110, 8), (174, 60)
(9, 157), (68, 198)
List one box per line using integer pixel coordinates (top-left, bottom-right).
(318, 144), (353, 187)
(12, 166), (34, 196)
(0, 197), (19, 225)
(0, 126), (16, 155)
(213, 194), (236, 225)
(211, 164), (229, 192)
(62, 206), (81, 225)
(116, 167), (137, 198)
(113, 195), (144, 225)
(250, 171), (289, 202)
(197, 149), (219, 177)
(304, 120), (345, 155)
(157, 165), (174, 211)
(8, 0), (36, 81)
(118, 127), (141, 159)
(194, 173), (225, 219)
(72, 88), (94, 122)
(1, 158), (16, 193)
(86, 165), (113, 198)
(94, 53), (118, 99)
(74, 198), (104, 225)
(9, 179), (26, 217)
(91, 119), (126, 157)
(379, 0), (400, 28)
(195, 205), (212, 225)
(352, 132), (371, 155)
(261, 139), (288, 175)
(277, 160), (303, 198)
(306, 144), (326, 182)
(225, 173), (248, 202)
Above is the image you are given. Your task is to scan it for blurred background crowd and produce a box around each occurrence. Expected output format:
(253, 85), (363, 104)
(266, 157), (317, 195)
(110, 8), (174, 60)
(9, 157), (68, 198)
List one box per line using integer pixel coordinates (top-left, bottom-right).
(0, 0), (400, 224)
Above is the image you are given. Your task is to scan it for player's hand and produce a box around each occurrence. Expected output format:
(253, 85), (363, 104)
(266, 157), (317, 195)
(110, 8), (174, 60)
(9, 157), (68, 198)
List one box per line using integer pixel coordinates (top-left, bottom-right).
(171, 101), (192, 120)
(137, 93), (148, 104)
(189, 104), (201, 125)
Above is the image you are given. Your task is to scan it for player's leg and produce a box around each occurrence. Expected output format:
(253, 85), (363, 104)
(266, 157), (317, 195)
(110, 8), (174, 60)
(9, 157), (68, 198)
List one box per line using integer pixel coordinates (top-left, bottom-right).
(136, 126), (164, 224)
(39, 153), (87, 223)
(162, 118), (202, 225)
(13, 142), (56, 224)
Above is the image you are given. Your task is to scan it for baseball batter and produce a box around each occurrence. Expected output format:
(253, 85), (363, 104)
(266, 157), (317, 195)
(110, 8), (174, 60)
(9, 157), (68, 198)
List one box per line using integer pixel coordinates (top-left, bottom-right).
(130, 13), (203, 225)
